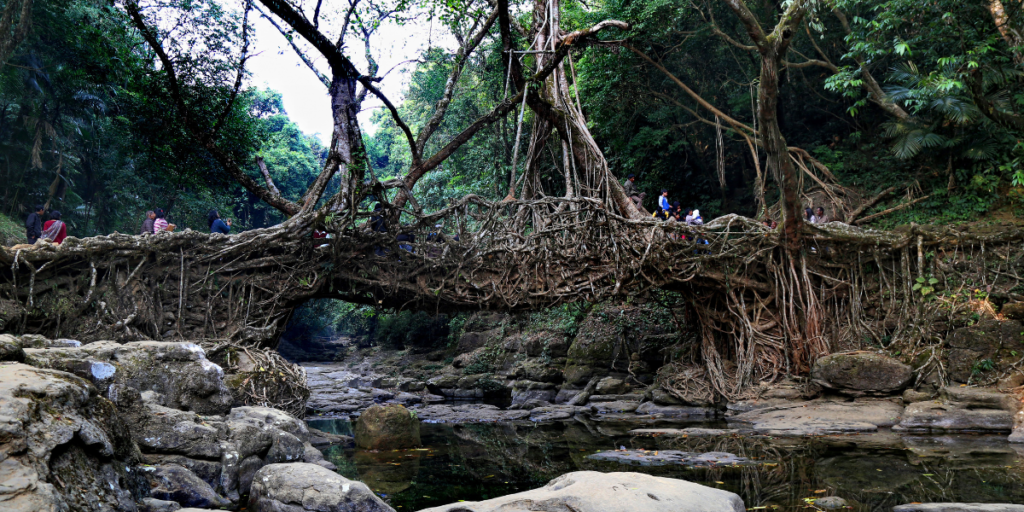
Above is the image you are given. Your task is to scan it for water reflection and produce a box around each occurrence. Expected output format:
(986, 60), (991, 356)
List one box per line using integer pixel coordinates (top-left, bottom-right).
(311, 419), (1024, 511)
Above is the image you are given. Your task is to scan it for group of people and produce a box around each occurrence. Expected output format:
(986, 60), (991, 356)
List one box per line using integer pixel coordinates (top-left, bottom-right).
(624, 175), (832, 228)
(24, 205), (67, 245)
(625, 175), (705, 226)
(137, 208), (231, 235)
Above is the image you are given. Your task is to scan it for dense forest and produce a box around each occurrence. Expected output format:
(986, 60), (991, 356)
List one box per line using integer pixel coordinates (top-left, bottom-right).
(5, 0), (1024, 341)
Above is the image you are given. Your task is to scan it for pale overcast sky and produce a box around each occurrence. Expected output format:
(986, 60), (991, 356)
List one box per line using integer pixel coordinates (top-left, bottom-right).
(246, 8), (452, 142)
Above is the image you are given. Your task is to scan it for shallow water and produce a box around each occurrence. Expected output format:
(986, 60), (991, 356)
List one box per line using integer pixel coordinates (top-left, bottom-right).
(307, 418), (1024, 511)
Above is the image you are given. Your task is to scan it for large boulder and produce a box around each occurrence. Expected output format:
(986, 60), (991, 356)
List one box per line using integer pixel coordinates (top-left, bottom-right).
(25, 340), (233, 414)
(354, 404), (421, 450)
(148, 464), (231, 508)
(417, 471), (745, 512)
(810, 352), (912, 396)
(0, 363), (145, 512)
(247, 463), (395, 512)
(727, 399), (904, 436)
(946, 319), (1024, 383)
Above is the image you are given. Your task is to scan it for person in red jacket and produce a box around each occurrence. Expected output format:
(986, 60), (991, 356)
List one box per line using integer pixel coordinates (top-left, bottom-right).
(41, 210), (67, 244)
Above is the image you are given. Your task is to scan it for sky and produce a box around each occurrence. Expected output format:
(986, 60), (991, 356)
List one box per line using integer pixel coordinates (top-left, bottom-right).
(245, 7), (451, 142)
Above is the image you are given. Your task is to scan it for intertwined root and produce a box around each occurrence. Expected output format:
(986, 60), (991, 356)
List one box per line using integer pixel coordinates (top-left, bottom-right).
(3, 197), (1024, 402)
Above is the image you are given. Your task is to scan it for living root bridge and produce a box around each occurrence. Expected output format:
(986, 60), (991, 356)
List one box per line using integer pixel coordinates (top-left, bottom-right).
(3, 197), (1022, 398)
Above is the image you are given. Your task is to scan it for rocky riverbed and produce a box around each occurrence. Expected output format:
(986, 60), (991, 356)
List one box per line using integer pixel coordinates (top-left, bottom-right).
(2, 303), (1024, 512)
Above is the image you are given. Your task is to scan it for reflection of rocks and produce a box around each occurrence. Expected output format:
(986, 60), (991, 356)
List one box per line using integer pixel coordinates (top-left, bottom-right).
(418, 470), (745, 512)
(894, 505), (1024, 512)
(248, 463), (395, 512)
(588, 449), (756, 467)
(727, 399), (903, 435)
(355, 404), (421, 449)
(811, 352), (912, 396)
(902, 435), (1019, 466)
(816, 452), (919, 494)
(354, 448), (421, 494)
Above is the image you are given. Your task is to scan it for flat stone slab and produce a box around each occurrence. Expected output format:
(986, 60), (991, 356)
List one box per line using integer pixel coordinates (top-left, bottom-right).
(635, 403), (718, 419)
(588, 394), (644, 402)
(414, 404), (531, 423)
(588, 449), (757, 467)
(893, 504), (1024, 512)
(592, 400), (641, 413)
(942, 386), (1018, 411)
(628, 428), (741, 438)
(727, 399), (904, 436)
(895, 402), (1013, 433)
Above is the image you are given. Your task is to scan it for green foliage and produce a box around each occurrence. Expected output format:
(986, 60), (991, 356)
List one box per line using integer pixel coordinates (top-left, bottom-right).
(971, 358), (996, 375)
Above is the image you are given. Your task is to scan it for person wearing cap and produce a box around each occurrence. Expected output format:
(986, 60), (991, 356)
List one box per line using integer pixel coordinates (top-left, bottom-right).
(623, 174), (645, 209)
(41, 210), (67, 244)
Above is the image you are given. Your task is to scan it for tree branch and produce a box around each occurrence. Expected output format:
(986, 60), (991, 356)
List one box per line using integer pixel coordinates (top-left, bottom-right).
(254, 3), (330, 87)
(213, 0), (253, 136)
(359, 78), (421, 165)
(256, 0), (360, 78)
(256, 156), (284, 198)
(846, 186), (895, 224)
(627, 43), (755, 135)
(416, 6), (499, 153)
(855, 195), (931, 225)
(719, 0), (766, 49)
(833, 9), (910, 120)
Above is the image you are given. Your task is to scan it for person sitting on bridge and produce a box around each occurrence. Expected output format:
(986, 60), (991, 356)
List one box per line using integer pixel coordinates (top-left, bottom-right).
(805, 207), (816, 224)
(153, 209), (169, 232)
(658, 190), (670, 215)
(140, 210), (156, 235)
(208, 210), (231, 234)
(396, 229), (415, 252)
(814, 206), (829, 224)
(41, 211), (67, 245)
(25, 204), (44, 244)
(688, 209), (704, 226)
(623, 174), (645, 209)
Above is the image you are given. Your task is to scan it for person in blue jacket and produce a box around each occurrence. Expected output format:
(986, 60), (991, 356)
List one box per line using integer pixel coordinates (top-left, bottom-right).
(208, 210), (231, 234)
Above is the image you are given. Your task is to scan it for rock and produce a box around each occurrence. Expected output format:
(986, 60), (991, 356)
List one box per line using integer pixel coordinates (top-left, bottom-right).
(0, 333), (25, 361)
(248, 463), (395, 512)
(946, 319), (1024, 383)
(149, 464), (232, 509)
(1001, 301), (1024, 320)
(592, 400), (641, 413)
(650, 388), (684, 405)
(0, 363), (144, 512)
(354, 404), (421, 449)
(228, 406), (311, 442)
(414, 404), (531, 423)
(25, 340), (233, 414)
(588, 394), (642, 402)
(399, 380), (425, 392)
(555, 388), (582, 404)
(896, 402), (1013, 433)
(418, 470), (745, 512)
(265, 430), (306, 463)
(813, 497), (849, 510)
(1011, 427), (1024, 443)
(629, 428), (740, 438)
(893, 504), (1024, 512)
(529, 405), (591, 422)
(140, 497), (183, 512)
(635, 403), (717, 419)
(941, 385), (1018, 411)
(903, 389), (936, 403)
(510, 388), (556, 408)
(810, 352), (912, 396)
(727, 399), (904, 436)
(596, 377), (627, 395)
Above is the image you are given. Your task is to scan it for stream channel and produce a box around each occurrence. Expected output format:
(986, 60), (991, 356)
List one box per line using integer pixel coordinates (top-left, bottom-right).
(307, 417), (1024, 511)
